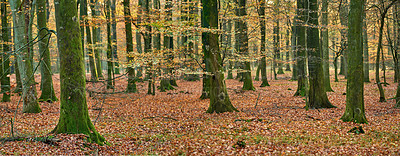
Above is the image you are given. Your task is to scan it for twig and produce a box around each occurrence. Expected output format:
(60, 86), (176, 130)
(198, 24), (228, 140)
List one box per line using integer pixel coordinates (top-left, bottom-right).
(142, 116), (178, 121)
(254, 93), (261, 109)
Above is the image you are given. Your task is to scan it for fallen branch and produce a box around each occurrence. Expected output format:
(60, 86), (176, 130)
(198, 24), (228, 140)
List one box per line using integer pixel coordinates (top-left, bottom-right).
(142, 116), (178, 121)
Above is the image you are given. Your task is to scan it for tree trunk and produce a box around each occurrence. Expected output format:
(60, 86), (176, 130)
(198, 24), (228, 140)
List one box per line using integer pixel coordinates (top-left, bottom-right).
(294, 0), (306, 96)
(203, 0), (237, 113)
(111, 0), (119, 74)
(395, 2), (400, 108)
(341, 0), (367, 123)
(90, 0), (103, 79)
(10, 0), (41, 113)
(38, 0), (58, 102)
(339, 0), (348, 77)
(275, 0), (284, 75)
(52, 0), (104, 144)
(1, 0), (11, 102)
(235, 0), (254, 91)
(14, 61), (22, 93)
(123, 0), (137, 93)
(83, 0), (97, 81)
(105, 0), (114, 89)
(160, 0), (176, 92)
(363, 8), (370, 83)
(285, 21), (291, 72)
(305, 0), (335, 109)
(258, 0), (269, 87)
(322, 0), (333, 92)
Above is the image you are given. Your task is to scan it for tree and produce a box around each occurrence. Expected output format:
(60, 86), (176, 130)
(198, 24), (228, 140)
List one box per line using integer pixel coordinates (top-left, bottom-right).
(202, 0), (238, 113)
(160, 0), (176, 92)
(321, 0), (333, 92)
(339, 0), (348, 77)
(38, 0), (58, 102)
(1, 0), (10, 102)
(90, 0), (104, 79)
(294, 0), (306, 96)
(111, 0), (119, 74)
(123, 0), (137, 93)
(305, 0), (335, 109)
(395, 1), (400, 108)
(258, 0), (269, 87)
(10, 0), (41, 113)
(374, 0), (397, 102)
(341, 0), (367, 123)
(275, 0), (284, 75)
(363, 8), (370, 83)
(105, 0), (114, 89)
(83, 0), (98, 81)
(52, 0), (104, 144)
(235, 0), (255, 91)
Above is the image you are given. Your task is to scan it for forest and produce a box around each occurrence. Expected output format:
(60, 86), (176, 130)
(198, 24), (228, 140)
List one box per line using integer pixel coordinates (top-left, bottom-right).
(0, 0), (399, 154)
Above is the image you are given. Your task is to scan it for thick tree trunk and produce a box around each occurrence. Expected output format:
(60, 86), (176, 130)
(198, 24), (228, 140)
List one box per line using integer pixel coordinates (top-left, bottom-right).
(395, 2), (400, 108)
(123, 0), (137, 93)
(14, 61), (22, 93)
(52, 0), (104, 144)
(322, 0), (333, 92)
(305, 0), (335, 109)
(11, 0), (41, 113)
(339, 0), (348, 77)
(38, 0), (58, 102)
(203, 0), (237, 113)
(341, 0), (367, 123)
(1, 0), (11, 102)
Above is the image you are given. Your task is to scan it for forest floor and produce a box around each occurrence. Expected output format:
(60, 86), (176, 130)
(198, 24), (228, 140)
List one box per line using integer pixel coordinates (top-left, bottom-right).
(0, 70), (400, 155)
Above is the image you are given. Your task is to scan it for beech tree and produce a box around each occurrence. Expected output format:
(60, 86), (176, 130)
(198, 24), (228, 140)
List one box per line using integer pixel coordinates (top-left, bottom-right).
(38, 0), (57, 102)
(52, 0), (104, 144)
(123, 0), (137, 93)
(202, 0), (238, 113)
(341, 0), (367, 123)
(1, 0), (10, 102)
(305, 0), (335, 109)
(10, 0), (41, 113)
(258, 0), (269, 87)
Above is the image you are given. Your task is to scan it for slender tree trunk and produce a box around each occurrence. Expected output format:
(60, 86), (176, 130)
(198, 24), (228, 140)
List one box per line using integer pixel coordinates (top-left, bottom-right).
(291, 19), (297, 80)
(52, 0), (104, 144)
(83, 0), (97, 81)
(322, 0), (333, 92)
(123, 0), (137, 93)
(363, 9), (370, 82)
(341, 0), (367, 123)
(14, 61), (22, 93)
(90, 0), (103, 79)
(1, 0), (10, 102)
(236, 0), (254, 91)
(305, 0), (335, 109)
(285, 21), (291, 72)
(105, 0), (114, 89)
(38, 0), (58, 102)
(275, 0), (284, 75)
(160, 0), (176, 92)
(203, 0), (237, 113)
(259, 0), (269, 87)
(339, 0), (348, 77)
(111, 0), (119, 74)
(10, 0), (41, 113)
(294, 0), (306, 96)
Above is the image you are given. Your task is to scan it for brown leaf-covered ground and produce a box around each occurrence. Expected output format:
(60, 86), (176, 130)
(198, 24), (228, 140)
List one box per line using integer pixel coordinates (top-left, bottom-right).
(1, 71), (400, 155)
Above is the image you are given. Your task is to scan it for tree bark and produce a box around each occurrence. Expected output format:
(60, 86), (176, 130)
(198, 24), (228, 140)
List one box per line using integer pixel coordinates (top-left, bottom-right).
(38, 0), (58, 102)
(363, 8), (370, 83)
(1, 0), (11, 102)
(258, 0), (269, 87)
(10, 0), (41, 113)
(123, 0), (137, 93)
(111, 0), (119, 74)
(90, 0), (103, 79)
(203, 0), (237, 113)
(294, 0), (306, 96)
(322, 0), (333, 92)
(305, 0), (335, 109)
(52, 0), (104, 144)
(341, 0), (367, 123)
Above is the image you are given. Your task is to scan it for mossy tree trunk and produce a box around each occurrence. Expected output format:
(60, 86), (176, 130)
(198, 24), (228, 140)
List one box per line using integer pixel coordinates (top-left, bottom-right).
(294, 0), (306, 96)
(341, 0), (367, 123)
(38, 0), (58, 102)
(1, 0), (11, 102)
(123, 0), (137, 93)
(322, 0), (333, 92)
(258, 0), (269, 87)
(395, 2), (400, 108)
(111, 0), (119, 74)
(235, 0), (254, 91)
(203, 0), (238, 113)
(52, 0), (104, 144)
(79, 0), (85, 60)
(305, 0), (335, 109)
(10, 0), (41, 113)
(105, 0), (114, 89)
